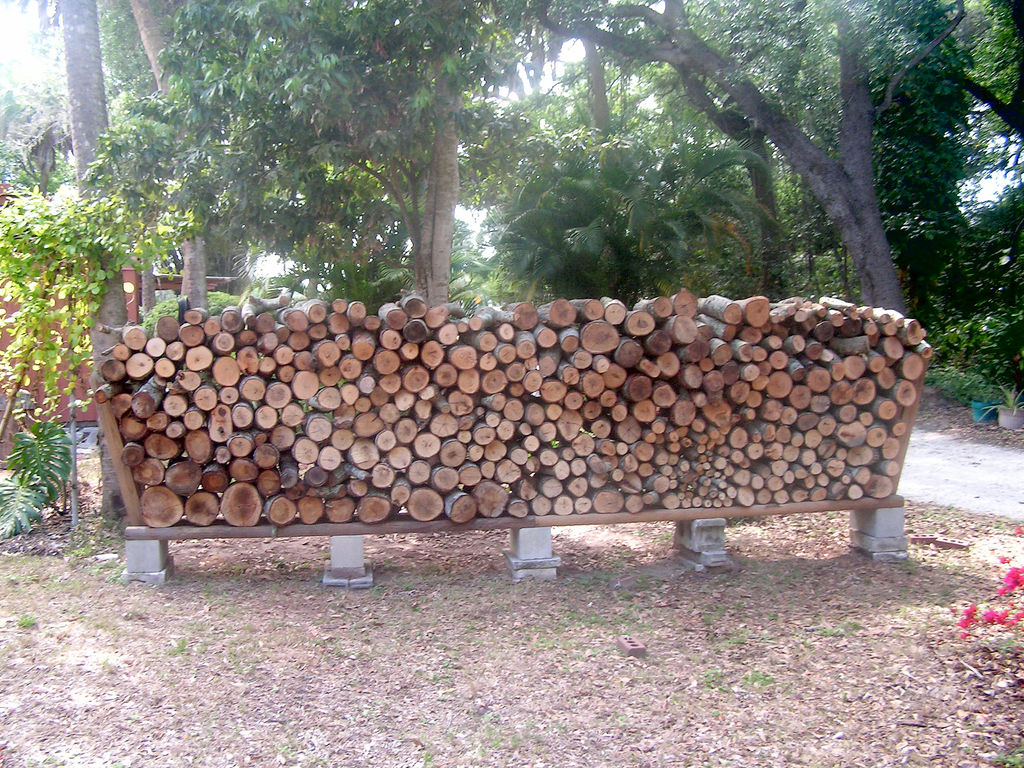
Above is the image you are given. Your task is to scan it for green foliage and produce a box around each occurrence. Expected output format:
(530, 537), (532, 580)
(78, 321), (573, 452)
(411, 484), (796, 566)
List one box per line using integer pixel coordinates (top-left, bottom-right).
(978, 310), (1024, 391)
(993, 384), (1024, 413)
(934, 185), (1024, 319)
(927, 307), (1024, 394)
(0, 421), (70, 539)
(97, 0), (527, 288)
(0, 54), (73, 193)
(0, 190), (189, 409)
(142, 291), (240, 335)
(925, 365), (1000, 404)
(8, 421), (72, 506)
(873, 0), (971, 322)
(491, 132), (766, 304)
(0, 478), (46, 538)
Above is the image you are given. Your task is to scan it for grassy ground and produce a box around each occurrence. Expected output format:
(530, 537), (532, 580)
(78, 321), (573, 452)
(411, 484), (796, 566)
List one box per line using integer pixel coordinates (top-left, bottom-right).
(0, 500), (1022, 768)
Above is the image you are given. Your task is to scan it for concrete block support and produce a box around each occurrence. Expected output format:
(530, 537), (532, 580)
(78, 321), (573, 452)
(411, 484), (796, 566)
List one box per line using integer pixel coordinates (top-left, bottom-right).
(123, 540), (173, 585)
(323, 535), (374, 588)
(504, 527), (560, 580)
(674, 518), (732, 571)
(850, 507), (908, 562)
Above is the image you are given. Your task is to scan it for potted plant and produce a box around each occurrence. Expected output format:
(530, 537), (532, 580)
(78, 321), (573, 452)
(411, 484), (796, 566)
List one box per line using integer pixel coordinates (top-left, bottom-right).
(972, 395), (1001, 422)
(991, 385), (1024, 429)
(974, 311), (1024, 424)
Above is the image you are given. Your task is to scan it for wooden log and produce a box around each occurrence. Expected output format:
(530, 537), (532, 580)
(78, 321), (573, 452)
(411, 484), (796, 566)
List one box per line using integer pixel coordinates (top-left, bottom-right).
(623, 310), (656, 337)
(580, 321), (620, 354)
(144, 432), (180, 461)
(200, 464), (230, 493)
(184, 491), (220, 526)
(165, 460), (203, 496)
(265, 495), (298, 526)
(220, 482), (263, 526)
(130, 375), (166, 419)
(509, 301), (539, 330)
(593, 489), (626, 514)
(140, 486), (184, 528)
(698, 295), (743, 324)
(634, 295), (674, 319)
(444, 491), (477, 523)
(473, 480), (509, 518)
(407, 487), (445, 521)
(356, 493), (392, 523)
(132, 457), (165, 486)
(672, 288), (699, 318)
(537, 298), (577, 328)
(120, 441), (146, 467)
(155, 314), (181, 342)
(125, 352), (156, 380)
(737, 296), (771, 327)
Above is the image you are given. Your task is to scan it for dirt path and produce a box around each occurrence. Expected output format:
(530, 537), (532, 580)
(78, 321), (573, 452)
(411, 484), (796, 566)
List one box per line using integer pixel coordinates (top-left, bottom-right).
(901, 429), (1024, 520)
(900, 388), (1024, 520)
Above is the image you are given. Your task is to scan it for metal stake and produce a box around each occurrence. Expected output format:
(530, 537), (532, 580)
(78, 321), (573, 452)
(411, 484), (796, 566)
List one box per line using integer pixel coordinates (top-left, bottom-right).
(69, 397), (79, 528)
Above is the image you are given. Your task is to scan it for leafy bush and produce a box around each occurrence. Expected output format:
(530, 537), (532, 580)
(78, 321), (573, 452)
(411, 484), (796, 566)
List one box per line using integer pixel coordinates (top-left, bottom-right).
(977, 310), (1024, 391)
(142, 292), (241, 335)
(928, 308), (1024, 395)
(924, 365), (1000, 404)
(0, 421), (71, 538)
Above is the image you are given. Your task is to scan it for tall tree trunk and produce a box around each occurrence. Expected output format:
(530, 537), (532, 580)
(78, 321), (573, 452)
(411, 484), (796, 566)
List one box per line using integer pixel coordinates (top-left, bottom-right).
(64, 0), (107, 184)
(140, 265), (156, 313)
(64, 0), (127, 518)
(128, 0), (167, 91)
(584, 40), (610, 132)
(129, 0), (209, 310)
(179, 238), (208, 309)
(416, 85), (459, 306)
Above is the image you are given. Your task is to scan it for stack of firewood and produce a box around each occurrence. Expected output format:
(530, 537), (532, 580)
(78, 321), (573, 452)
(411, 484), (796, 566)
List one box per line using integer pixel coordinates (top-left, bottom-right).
(93, 290), (928, 528)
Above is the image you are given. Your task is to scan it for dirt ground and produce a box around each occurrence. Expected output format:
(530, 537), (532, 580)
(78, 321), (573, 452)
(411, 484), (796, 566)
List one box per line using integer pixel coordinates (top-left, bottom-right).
(916, 386), (1024, 452)
(0, 390), (1023, 768)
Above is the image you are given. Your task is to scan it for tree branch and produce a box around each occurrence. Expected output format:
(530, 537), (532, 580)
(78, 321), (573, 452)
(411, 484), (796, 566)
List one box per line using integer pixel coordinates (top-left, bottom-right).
(355, 160), (414, 241)
(607, 4), (667, 28)
(877, 0), (965, 115)
(961, 74), (1024, 136)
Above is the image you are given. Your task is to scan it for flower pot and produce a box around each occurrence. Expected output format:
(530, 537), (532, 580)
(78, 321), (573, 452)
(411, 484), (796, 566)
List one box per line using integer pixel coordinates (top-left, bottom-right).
(997, 406), (1024, 430)
(971, 400), (999, 423)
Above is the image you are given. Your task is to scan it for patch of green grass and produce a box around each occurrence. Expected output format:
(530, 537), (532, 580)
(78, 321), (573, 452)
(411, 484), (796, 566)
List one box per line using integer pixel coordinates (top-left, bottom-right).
(16, 613), (36, 629)
(702, 668), (728, 691)
(717, 628), (752, 648)
(815, 620), (862, 637)
(701, 605), (726, 626)
(167, 637), (188, 656)
(743, 670), (776, 688)
(995, 747), (1024, 768)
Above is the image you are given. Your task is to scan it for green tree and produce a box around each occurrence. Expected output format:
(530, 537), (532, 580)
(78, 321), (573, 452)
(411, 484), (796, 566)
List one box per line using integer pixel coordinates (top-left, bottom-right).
(543, 0), (969, 312)
(143, 0), (518, 305)
(957, 0), (1024, 138)
(874, 0), (972, 322)
(0, 72), (72, 193)
(493, 132), (765, 303)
